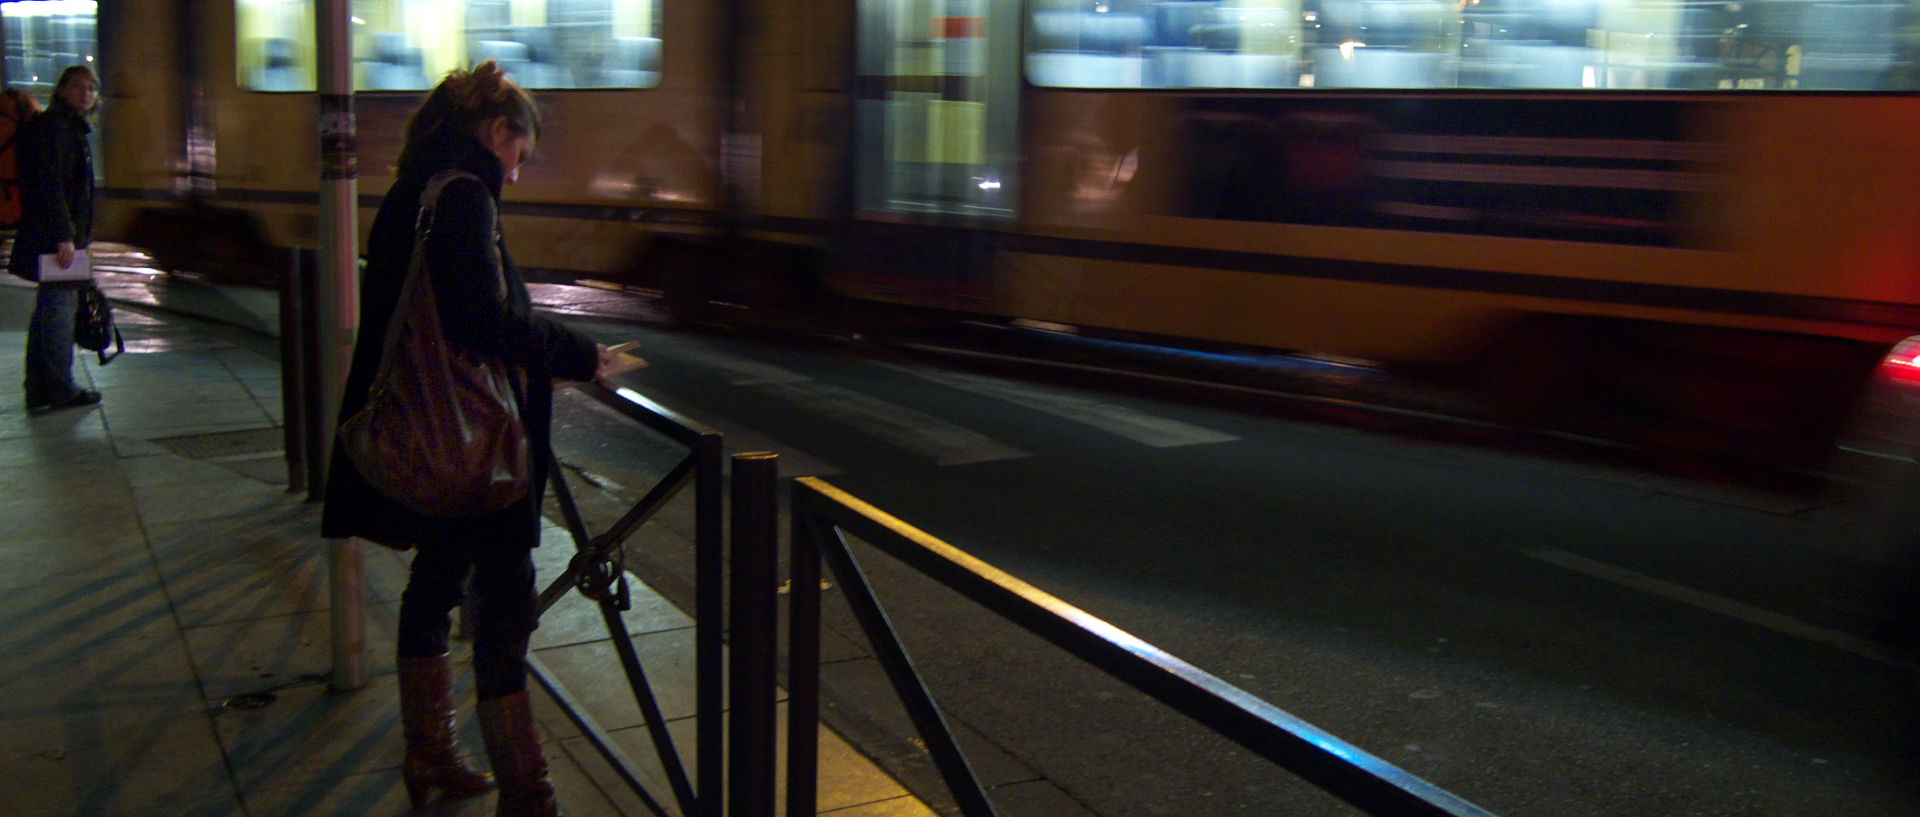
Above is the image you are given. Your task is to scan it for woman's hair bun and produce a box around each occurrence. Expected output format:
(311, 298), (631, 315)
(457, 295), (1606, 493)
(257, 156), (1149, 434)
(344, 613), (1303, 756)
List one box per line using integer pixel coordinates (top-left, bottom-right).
(398, 58), (540, 167)
(446, 59), (514, 109)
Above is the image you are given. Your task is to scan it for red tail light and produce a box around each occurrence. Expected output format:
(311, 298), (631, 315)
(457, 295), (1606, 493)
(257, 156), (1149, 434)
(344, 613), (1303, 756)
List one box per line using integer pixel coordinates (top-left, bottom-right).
(1882, 337), (1920, 384)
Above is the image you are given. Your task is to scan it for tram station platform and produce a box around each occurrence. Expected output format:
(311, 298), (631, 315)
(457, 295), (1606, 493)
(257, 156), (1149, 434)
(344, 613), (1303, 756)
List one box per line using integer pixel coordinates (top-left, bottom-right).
(0, 272), (933, 816)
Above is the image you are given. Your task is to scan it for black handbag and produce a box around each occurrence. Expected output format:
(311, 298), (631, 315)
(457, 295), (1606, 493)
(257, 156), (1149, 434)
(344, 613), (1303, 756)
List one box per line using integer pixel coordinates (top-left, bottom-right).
(338, 170), (530, 519)
(74, 284), (122, 364)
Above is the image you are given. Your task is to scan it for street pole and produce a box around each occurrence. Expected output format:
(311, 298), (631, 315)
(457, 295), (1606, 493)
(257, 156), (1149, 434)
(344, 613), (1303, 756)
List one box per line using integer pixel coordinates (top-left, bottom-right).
(316, 0), (365, 692)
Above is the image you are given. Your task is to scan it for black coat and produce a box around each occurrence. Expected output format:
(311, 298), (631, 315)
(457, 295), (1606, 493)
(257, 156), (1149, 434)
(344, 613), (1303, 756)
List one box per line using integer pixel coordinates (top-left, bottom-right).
(321, 131), (599, 546)
(7, 103), (92, 283)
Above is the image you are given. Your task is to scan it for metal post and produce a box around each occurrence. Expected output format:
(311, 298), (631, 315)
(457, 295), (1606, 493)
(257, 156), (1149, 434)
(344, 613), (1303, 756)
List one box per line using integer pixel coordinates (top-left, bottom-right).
(314, 0), (357, 473)
(316, 0), (362, 692)
(328, 537), (368, 690)
(728, 452), (779, 817)
(279, 248), (307, 494)
(298, 247), (326, 499)
(786, 510), (823, 817)
(695, 433), (725, 817)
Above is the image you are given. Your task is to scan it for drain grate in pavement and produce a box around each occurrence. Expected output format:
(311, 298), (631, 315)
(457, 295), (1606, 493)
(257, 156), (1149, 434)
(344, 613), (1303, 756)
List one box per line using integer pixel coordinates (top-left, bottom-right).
(151, 427), (285, 460)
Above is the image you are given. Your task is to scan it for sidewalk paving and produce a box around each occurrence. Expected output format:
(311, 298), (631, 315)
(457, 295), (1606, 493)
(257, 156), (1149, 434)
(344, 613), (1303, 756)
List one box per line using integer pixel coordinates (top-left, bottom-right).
(0, 277), (933, 817)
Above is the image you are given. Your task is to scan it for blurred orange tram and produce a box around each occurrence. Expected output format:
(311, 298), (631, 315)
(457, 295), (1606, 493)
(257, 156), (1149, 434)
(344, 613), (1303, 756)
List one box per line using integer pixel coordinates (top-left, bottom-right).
(30, 0), (1920, 466)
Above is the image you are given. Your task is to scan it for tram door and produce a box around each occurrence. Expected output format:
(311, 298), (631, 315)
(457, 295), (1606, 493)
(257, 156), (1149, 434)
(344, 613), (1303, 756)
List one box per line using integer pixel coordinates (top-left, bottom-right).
(842, 0), (1021, 307)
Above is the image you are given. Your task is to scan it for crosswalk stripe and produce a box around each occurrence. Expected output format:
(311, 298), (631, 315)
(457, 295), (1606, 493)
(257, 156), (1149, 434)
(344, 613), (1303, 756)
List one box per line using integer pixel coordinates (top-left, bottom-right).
(644, 336), (1033, 465)
(876, 361), (1238, 448)
(762, 380), (1031, 466)
(710, 422), (843, 477)
(649, 337), (812, 386)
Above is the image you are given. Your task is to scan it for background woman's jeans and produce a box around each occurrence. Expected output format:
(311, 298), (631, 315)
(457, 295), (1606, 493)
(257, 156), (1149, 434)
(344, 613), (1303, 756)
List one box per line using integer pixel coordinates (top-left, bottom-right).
(24, 283), (81, 405)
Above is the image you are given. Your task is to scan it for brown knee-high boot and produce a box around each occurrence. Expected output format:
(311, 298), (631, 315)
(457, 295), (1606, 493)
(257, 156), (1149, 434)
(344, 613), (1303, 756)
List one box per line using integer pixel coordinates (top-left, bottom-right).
(477, 690), (557, 817)
(398, 655), (495, 811)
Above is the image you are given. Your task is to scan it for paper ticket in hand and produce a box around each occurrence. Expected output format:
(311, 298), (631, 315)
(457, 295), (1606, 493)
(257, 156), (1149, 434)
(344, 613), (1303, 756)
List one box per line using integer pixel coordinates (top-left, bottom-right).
(602, 340), (648, 376)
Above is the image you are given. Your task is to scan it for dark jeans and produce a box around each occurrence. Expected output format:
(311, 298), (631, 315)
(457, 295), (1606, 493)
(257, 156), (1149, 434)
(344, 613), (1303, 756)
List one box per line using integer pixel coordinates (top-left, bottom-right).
(23, 283), (80, 405)
(396, 524), (541, 701)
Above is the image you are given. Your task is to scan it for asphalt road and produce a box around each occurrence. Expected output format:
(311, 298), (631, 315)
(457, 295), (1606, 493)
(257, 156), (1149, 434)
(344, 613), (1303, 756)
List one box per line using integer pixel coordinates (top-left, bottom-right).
(540, 307), (1920, 817)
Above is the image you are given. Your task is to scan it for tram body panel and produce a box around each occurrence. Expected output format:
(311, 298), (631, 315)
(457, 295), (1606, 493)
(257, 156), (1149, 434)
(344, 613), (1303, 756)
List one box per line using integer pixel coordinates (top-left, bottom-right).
(1007, 88), (1920, 368)
(1699, 96), (1920, 303)
(94, 0), (187, 237)
(1003, 247), (1904, 362)
(748, 0), (855, 222)
(994, 253), (1498, 366)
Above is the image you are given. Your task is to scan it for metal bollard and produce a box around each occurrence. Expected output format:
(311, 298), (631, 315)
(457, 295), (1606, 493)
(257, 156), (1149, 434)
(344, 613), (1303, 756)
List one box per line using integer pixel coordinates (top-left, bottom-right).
(786, 502), (822, 817)
(280, 247), (309, 494)
(728, 452), (779, 817)
(328, 536), (368, 690)
(297, 246), (327, 500)
(695, 433), (725, 817)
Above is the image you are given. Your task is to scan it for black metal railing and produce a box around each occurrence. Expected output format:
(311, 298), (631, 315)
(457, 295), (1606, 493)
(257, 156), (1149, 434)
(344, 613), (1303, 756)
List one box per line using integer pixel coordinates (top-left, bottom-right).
(782, 474), (1503, 817)
(526, 387), (1504, 817)
(728, 452), (782, 817)
(534, 382), (725, 817)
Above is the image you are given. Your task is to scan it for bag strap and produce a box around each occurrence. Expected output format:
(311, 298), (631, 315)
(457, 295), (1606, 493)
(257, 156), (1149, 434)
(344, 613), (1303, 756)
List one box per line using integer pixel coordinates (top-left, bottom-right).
(369, 172), (475, 386)
(96, 324), (123, 365)
(414, 169), (482, 238)
(368, 169), (492, 395)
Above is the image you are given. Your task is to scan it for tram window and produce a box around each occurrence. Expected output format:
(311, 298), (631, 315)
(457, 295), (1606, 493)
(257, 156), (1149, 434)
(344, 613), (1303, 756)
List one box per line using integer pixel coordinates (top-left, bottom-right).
(1, 0), (100, 181)
(1024, 0), (1920, 91)
(855, 0), (1024, 219)
(0, 0), (97, 102)
(235, 0), (662, 91)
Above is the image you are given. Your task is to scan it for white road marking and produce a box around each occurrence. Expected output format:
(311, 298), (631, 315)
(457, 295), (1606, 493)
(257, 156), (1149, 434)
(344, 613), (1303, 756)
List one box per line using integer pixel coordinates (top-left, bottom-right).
(1529, 549), (1918, 671)
(875, 361), (1238, 448)
(644, 339), (1025, 466)
(713, 423), (843, 477)
(762, 380), (1030, 466)
(651, 338), (812, 386)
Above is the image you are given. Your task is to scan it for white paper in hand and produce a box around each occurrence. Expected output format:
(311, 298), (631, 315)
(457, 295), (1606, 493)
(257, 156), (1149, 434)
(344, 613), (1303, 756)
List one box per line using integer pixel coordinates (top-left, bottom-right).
(38, 250), (90, 282)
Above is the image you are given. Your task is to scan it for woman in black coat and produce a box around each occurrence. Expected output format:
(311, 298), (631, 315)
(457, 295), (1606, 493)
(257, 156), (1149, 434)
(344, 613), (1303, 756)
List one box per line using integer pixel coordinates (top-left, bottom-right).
(12, 65), (98, 412)
(321, 61), (607, 817)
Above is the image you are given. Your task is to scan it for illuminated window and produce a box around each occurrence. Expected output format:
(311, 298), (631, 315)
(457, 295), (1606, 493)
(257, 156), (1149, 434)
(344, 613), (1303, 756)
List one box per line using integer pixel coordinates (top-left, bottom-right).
(236, 0), (662, 91)
(1, 1), (99, 180)
(1, 0), (97, 101)
(1025, 0), (1920, 91)
(855, 0), (1022, 218)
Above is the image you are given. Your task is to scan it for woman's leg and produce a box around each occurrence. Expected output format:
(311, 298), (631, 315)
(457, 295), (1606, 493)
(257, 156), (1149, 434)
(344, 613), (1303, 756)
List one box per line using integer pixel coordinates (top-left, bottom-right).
(465, 532), (539, 699)
(398, 538), (472, 658)
(467, 525), (555, 817)
(23, 284), (80, 406)
(395, 538), (492, 808)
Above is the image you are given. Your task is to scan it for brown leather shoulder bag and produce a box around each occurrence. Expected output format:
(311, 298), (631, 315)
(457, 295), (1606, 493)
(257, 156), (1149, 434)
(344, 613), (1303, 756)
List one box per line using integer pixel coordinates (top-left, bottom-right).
(339, 170), (529, 519)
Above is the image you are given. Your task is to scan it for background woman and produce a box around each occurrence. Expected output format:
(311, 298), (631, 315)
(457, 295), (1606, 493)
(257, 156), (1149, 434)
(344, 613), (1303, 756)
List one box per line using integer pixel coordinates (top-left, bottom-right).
(322, 61), (609, 816)
(12, 65), (98, 412)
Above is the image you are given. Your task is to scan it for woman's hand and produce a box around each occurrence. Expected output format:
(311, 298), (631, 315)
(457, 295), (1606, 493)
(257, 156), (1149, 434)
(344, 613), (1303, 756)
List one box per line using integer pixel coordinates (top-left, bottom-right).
(552, 344), (617, 390)
(55, 241), (75, 270)
(592, 343), (617, 384)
